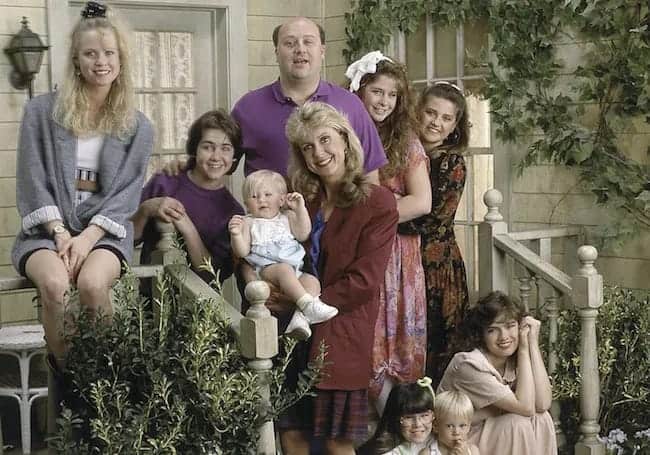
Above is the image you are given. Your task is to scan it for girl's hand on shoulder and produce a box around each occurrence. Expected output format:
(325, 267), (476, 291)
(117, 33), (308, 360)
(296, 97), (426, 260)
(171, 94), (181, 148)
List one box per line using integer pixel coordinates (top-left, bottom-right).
(285, 192), (305, 211)
(228, 215), (246, 236)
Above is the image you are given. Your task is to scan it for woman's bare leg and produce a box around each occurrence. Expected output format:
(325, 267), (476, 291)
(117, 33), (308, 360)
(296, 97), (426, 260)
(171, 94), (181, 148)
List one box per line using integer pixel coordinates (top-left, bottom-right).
(76, 249), (120, 321)
(279, 430), (310, 455)
(25, 250), (71, 366)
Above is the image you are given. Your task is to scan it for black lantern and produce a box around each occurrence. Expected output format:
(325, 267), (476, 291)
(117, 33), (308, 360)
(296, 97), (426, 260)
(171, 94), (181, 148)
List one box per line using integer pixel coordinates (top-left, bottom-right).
(4, 17), (49, 99)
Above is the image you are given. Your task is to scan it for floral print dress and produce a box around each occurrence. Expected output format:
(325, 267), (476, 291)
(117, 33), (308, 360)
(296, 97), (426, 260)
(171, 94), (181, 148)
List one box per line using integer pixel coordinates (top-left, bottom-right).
(369, 136), (428, 400)
(400, 149), (469, 385)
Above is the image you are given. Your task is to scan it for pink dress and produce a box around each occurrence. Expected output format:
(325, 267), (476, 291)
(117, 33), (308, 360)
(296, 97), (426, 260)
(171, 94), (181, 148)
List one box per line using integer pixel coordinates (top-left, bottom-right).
(438, 349), (558, 455)
(369, 136), (428, 399)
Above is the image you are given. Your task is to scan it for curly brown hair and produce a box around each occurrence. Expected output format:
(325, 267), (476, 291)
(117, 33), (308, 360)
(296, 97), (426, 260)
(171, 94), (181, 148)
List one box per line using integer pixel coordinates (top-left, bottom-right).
(354, 58), (417, 179)
(461, 291), (527, 350)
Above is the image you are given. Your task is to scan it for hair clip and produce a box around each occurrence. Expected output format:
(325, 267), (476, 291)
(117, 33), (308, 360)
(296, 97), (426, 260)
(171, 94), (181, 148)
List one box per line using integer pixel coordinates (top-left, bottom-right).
(417, 376), (436, 402)
(81, 1), (107, 18)
(345, 50), (393, 92)
(432, 80), (463, 93)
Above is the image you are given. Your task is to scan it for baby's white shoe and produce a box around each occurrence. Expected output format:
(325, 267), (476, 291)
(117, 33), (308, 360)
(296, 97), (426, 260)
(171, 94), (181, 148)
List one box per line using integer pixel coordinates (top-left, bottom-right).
(285, 310), (311, 340)
(297, 295), (338, 324)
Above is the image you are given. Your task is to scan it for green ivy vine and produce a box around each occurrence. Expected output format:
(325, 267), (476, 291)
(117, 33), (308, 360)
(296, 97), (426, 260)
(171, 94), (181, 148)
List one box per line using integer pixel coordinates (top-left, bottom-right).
(345, 0), (650, 247)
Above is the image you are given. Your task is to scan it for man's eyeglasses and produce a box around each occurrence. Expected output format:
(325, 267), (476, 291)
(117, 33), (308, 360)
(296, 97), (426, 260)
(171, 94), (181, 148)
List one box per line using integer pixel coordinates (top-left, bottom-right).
(399, 410), (434, 426)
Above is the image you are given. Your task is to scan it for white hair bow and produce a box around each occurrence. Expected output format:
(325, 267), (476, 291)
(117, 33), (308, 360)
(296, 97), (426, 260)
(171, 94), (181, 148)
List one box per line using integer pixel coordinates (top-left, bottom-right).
(345, 50), (393, 92)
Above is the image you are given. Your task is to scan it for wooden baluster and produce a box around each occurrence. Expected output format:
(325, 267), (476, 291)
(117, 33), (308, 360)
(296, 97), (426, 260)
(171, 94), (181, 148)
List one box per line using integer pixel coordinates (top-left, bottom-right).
(546, 288), (566, 448)
(479, 189), (509, 296)
(573, 246), (605, 455)
(240, 281), (278, 455)
(518, 272), (532, 312)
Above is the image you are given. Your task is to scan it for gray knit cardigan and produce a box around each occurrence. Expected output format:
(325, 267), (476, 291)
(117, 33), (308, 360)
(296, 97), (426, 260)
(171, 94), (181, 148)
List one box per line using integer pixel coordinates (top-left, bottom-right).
(12, 92), (154, 273)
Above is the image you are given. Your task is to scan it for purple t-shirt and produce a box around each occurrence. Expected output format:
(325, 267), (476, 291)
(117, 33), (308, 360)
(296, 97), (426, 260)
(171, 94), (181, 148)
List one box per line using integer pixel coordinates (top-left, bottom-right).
(139, 172), (244, 282)
(231, 79), (387, 177)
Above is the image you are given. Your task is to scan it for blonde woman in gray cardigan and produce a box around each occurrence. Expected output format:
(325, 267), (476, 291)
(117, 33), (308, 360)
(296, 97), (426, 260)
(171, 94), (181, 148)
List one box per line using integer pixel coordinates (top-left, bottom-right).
(11, 2), (153, 371)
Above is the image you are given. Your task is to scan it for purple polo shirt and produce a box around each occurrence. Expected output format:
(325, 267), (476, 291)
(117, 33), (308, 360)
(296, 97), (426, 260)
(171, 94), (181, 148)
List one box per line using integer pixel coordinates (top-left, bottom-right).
(231, 79), (387, 177)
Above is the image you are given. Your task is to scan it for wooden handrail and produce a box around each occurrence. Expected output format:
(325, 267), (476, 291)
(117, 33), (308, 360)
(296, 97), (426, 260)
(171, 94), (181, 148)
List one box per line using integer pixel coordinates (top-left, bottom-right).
(164, 263), (243, 336)
(481, 188), (605, 455)
(508, 226), (582, 241)
(494, 233), (572, 295)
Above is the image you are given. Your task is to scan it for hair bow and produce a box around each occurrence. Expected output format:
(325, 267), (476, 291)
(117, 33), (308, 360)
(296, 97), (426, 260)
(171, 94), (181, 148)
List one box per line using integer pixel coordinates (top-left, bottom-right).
(81, 1), (107, 18)
(345, 50), (392, 92)
(417, 376), (435, 401)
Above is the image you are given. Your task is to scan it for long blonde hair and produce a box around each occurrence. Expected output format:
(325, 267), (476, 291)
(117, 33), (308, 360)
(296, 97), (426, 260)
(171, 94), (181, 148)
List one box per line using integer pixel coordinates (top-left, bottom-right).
(53, 7), (136, 139)
(286, 102), (369, 208)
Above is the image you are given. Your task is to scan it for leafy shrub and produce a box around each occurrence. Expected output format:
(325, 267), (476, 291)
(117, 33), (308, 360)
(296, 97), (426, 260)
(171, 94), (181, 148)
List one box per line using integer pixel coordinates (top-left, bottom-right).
(550, 286), (650, 447)
(50, 270), (323, 454)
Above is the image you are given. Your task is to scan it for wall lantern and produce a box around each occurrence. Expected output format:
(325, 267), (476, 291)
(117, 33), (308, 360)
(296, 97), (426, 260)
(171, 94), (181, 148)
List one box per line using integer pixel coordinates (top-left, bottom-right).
(4, 17), (49, 99)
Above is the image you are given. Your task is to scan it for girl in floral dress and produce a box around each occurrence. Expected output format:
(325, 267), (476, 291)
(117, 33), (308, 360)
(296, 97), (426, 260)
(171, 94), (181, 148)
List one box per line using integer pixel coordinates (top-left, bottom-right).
(347, 51), (432, 414)
(400, 82), (470, 385)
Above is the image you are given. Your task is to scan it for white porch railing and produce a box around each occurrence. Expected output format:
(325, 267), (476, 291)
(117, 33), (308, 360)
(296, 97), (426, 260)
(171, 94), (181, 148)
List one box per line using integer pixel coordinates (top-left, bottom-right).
(0, 221), (278, 455)
(479, 188), (606, 455)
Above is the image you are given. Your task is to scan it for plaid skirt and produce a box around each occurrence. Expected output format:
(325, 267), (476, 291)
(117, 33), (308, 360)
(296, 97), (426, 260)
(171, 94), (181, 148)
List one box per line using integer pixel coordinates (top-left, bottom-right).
(278, 388), (369, 443)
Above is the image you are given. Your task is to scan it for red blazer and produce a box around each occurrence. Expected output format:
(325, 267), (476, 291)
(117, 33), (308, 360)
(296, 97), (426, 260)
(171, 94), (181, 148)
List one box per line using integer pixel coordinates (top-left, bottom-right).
(305, 185), (398, 390)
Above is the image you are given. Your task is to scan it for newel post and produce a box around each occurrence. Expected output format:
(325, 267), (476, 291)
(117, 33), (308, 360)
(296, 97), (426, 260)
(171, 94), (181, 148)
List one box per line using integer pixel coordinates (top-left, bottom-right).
(479, 189), (509, 296)
(150, 221), (184, 322)
(573, 246), (605, 455)
(240, 281), (278, 454)
(151, 221), (184, 266)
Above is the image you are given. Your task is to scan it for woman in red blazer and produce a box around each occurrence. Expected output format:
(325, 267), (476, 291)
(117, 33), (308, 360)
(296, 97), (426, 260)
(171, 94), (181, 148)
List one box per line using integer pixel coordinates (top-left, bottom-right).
(279, 101), (398, 454)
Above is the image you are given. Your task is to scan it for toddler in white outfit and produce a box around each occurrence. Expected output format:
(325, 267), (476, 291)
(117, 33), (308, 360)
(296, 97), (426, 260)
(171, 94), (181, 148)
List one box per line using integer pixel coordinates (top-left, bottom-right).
(229, 170), (338, 339)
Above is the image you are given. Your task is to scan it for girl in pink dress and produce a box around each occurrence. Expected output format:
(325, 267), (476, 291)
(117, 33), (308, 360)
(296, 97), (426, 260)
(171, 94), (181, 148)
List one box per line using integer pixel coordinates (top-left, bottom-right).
(438, 291), (557, 455)
(347, 51), (431, 415)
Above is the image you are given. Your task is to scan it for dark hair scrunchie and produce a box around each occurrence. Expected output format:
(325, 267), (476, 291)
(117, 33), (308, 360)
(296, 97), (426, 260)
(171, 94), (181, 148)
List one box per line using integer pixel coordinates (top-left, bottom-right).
(81, 1), (107, 18)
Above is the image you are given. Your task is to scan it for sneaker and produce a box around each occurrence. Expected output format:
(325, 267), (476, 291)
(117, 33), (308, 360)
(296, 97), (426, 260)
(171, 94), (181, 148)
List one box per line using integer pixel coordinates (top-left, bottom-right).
(285, 310), (311, 340)
(299, 296), (338, 324)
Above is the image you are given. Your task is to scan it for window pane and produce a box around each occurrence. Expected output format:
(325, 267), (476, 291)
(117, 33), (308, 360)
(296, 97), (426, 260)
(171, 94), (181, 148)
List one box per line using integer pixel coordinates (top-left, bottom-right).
(465, 79), (490, 148)
(159, 32), (194, 88)
(464, 18), (489, 76)
(433, 25), (456, 78)
(405, 16), (427, 82)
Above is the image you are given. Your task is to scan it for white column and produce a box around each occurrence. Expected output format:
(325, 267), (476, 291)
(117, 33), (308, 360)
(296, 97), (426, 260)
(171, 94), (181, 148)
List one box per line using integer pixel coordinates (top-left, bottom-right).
(573, 246), (606, 455)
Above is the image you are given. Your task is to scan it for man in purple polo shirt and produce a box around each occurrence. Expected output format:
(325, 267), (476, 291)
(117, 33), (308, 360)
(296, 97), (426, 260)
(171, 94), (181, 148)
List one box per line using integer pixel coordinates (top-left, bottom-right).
(231, 16), (386, 182)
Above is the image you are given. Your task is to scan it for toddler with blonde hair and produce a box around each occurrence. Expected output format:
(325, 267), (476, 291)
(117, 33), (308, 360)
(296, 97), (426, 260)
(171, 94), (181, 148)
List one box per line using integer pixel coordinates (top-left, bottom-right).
(229, 170), (338, 338)
(420, 390), (479, 455)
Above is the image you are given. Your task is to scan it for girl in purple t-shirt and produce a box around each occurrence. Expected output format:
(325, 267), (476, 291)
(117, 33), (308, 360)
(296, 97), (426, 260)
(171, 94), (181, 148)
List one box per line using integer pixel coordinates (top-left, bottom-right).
(133, 110), (244, 282)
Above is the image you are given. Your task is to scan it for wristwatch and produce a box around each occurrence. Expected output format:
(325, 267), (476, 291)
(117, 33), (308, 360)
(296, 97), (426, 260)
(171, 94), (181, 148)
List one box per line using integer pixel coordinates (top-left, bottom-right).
(52, 223), (68, 237)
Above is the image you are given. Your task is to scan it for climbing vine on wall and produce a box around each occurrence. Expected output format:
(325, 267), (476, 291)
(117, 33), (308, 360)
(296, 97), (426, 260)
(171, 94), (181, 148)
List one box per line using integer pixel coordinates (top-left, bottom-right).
(345, 0), (650, 247)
